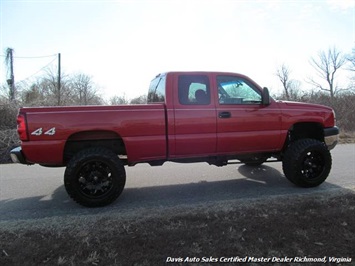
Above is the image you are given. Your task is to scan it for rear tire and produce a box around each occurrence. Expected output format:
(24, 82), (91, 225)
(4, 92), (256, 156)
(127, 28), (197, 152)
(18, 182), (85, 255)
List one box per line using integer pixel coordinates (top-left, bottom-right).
(282, 139), (331, 187)
(64, 147), (126, 207)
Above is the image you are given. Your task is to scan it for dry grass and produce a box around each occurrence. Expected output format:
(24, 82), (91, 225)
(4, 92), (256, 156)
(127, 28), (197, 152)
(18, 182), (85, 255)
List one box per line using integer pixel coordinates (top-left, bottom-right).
(339, 131), (355, 144)
(0, 190), (354, 266)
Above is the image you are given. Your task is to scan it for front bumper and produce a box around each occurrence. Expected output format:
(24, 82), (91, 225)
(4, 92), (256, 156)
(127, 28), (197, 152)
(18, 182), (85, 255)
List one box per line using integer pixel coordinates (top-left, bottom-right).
(324, 126), (339, 150)
(10, 146), (32, 164)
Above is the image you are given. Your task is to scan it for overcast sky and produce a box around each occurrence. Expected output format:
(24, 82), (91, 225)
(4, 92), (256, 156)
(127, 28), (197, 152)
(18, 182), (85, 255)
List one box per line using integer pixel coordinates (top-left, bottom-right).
(0, 0), (354, 100)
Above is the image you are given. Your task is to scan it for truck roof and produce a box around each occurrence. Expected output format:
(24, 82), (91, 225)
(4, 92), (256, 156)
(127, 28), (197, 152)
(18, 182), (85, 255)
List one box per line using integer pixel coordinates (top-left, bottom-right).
(159, 71), (250, 76)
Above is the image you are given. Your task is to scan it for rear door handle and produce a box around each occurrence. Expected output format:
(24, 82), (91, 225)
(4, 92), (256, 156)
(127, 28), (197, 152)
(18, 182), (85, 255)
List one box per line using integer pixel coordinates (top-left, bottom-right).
(218, 111), (231, 118)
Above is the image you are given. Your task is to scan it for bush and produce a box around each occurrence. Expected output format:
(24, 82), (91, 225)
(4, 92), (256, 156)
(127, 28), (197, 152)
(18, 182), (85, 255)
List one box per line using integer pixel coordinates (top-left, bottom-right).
(0, 103), (18, 130)
(328, 94), (355, 132)
(0, 129), (19, 163)
(0, 102), (19, 163)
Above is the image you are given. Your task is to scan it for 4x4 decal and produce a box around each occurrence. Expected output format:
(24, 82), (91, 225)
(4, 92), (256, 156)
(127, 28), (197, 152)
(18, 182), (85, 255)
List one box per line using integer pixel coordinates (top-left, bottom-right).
(31, 127), (56, 136)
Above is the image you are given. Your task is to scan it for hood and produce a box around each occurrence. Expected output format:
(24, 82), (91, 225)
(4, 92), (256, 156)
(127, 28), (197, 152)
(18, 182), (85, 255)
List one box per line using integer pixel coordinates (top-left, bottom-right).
(277, 100), (336, 128)
(278, 100), (333, 111)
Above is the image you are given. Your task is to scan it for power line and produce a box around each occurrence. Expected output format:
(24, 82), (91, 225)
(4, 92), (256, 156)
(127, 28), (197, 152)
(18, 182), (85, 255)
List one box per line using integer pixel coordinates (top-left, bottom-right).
(0, 54), (57, 59)
(16, 56), (58, 84)
(1, 53), (59, 83)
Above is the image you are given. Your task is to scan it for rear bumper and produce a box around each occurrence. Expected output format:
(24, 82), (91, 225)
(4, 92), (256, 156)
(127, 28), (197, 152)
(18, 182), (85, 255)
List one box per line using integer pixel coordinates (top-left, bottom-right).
(10, 147), (32, 165)
(324, 126), (339, 150)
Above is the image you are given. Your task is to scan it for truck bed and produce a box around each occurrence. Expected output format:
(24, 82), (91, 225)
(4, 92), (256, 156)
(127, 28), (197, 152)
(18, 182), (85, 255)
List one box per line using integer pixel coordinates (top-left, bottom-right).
(20, 104), (167, 165)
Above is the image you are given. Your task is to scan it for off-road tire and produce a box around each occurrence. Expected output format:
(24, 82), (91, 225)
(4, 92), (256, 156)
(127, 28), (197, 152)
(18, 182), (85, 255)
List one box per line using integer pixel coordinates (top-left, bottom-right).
(282, 139), (331, 187)
(64, 147), (126, 207)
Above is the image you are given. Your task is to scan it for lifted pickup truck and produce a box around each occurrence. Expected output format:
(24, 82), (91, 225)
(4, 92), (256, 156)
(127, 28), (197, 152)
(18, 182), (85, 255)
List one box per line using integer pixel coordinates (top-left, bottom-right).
(11, 71), (339, 207)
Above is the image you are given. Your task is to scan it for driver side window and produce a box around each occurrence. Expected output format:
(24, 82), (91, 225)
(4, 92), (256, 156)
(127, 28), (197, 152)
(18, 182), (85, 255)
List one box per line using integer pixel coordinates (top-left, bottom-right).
(217, 76), (262, 105)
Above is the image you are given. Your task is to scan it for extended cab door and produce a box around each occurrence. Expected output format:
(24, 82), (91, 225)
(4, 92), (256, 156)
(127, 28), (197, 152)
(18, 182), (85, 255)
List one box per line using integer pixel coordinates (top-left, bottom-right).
(172, 73), (217, 157)
(215, 74), (281, 154)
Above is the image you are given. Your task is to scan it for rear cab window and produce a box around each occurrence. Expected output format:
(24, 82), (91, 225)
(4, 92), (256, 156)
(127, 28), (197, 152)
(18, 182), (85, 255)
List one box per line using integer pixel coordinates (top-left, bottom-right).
(147, 73), (166, 103)
(178, 75), (211, 105)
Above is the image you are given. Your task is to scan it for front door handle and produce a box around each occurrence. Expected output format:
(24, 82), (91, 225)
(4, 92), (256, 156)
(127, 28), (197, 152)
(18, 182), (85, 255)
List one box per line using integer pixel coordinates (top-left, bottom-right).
(218, 111), (231, 118)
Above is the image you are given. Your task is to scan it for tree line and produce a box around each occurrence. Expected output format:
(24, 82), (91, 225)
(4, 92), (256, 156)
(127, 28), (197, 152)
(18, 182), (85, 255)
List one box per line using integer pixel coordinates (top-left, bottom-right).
(0, 70), (147, 107)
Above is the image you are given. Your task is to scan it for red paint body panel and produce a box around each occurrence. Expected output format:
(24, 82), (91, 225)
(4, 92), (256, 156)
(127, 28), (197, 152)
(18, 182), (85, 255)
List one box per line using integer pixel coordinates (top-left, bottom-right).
(17, 71), (337, 166)
(280, 101), (335, 129)
(21, 105), (166, 165)
(216, 102), (282, 154)
(22, 140), (66, 164)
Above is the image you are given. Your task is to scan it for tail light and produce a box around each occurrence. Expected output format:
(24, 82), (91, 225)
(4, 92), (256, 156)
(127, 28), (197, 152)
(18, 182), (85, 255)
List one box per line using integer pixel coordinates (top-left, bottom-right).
(17, 113), (28, 141)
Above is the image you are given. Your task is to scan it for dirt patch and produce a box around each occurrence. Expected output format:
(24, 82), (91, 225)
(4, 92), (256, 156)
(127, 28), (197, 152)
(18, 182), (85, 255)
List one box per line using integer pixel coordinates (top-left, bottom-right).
(0, 190), (354, 266)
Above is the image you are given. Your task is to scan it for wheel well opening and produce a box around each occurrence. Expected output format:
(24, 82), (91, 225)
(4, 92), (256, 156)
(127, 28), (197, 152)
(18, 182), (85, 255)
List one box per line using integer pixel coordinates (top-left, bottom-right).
(63, 130), (126, 164)
(285, 122), (324, 149)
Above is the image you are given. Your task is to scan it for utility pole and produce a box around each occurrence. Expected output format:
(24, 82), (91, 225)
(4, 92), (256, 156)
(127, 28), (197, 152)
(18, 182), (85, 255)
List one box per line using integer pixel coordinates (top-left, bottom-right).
(5, 48), (15, 102)
(57, 53), (61, 105)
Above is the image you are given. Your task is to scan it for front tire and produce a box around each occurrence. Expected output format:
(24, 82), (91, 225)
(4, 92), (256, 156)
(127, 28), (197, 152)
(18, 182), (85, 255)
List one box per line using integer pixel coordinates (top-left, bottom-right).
(282, 139), (331, 187)
(64, 147), (126, 207)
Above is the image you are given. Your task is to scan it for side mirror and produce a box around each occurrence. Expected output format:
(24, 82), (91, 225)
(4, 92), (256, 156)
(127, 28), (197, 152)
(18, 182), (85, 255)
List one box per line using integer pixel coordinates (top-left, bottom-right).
(262, 87), (270, 105)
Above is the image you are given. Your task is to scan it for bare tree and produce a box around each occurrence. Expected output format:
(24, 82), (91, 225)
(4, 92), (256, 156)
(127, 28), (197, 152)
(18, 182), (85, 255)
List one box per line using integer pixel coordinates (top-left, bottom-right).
(19, 76), (64, 106)
(346, 48), (355, 90)
(20, 70), (103, 106)
(109, 94), (129, 105)
(34, 67), (71, 106)
(130, 95), (147, 104)
(21, 83), (46, 106)
(308, 47), (346, 99)
(275, 64), (302, 100)
(276, 64), (292, 100)
(0, 84), (10, 101)
(346, 48), (355, 72)
(69, 73), (102, 105)
(348, 59), (355, 72)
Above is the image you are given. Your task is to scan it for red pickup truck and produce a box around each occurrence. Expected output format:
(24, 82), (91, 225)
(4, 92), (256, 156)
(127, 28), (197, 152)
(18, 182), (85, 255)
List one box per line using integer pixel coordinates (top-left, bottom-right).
(11, 71), (339, 207)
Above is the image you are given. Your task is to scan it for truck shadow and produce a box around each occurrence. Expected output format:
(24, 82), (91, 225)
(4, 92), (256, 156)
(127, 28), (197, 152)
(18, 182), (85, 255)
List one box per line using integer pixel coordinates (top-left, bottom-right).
(0, 164), (347, 221)
(118, 164), (340, 209)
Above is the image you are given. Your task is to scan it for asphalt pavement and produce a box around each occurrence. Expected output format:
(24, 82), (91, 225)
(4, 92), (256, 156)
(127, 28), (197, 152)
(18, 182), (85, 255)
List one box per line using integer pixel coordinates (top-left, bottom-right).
(0, 144), (354, 221)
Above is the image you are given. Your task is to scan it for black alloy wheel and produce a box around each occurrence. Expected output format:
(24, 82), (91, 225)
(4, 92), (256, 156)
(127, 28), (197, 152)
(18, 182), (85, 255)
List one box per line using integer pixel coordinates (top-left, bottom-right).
(64, 147), (126, 207)
(282, 139), (332, 187)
